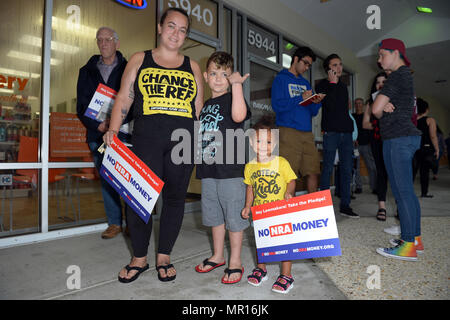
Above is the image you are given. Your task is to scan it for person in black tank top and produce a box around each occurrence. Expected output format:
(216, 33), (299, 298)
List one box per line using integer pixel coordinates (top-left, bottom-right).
(413, 98), (439, 198)
(104, 8), (204, 283)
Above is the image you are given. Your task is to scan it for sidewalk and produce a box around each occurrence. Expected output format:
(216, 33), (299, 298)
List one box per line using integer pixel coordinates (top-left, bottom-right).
(0, 167), (448, 300)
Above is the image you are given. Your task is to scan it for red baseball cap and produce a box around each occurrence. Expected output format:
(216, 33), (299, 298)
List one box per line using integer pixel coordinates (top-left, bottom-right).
(379, 38), (411, 67)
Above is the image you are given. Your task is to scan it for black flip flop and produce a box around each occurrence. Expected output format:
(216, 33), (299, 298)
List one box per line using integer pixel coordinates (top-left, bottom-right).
(195, 258), (226, 273)
(376, 208), (386, 221)
(156, 264), (176, 282)
(118, 264), (149, 283)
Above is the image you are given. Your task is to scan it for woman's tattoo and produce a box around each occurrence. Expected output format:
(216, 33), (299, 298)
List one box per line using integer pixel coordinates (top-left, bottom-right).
(128, 81), (135, 100)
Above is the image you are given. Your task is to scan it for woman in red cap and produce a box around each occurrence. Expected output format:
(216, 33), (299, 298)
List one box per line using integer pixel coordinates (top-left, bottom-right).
(372, 38), (423, 261)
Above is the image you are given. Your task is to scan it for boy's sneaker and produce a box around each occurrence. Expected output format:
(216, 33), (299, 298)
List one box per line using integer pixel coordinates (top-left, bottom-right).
(376, 241), (418, 261)
(384, 225), (401, 236)
(339, 206), (359, 219)
(389, 236), (424, 254)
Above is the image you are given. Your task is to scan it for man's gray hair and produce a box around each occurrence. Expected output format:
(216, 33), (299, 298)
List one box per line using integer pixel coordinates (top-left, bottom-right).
(96, 27), (119, 41)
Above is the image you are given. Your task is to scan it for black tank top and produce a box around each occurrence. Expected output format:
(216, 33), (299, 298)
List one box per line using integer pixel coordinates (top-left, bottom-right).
(417, 116), (431, 147)
(133, 50), (197, 120)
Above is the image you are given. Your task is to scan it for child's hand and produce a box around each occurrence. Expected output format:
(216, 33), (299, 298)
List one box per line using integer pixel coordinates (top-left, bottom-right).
(284, 192), (293, 200)
(241, 207), (251, 219)
(228, 72), (250, 85)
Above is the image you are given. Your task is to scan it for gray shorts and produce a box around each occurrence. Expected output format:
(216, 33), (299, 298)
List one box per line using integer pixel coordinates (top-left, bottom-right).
(201, 178), (249, 232)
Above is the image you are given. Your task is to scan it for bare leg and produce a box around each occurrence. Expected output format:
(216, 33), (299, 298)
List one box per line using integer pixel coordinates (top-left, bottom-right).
(222, 230), (244, 282)
(307, 174), (318, 194)
(196, 224), (226, 271)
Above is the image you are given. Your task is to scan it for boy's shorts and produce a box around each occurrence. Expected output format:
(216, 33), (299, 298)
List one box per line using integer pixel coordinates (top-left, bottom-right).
(279, 127), (321, 177)
(201, 178), (249, 232)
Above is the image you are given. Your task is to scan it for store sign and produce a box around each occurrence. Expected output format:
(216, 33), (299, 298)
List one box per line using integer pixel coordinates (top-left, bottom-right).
(247, 22), (278, 61)
(164, 0), (217, 38)
(0, 74), (29, 91)
(115, 0), (148, 9)
(50, 112), (90, 158)
(0, 174), (13, 186)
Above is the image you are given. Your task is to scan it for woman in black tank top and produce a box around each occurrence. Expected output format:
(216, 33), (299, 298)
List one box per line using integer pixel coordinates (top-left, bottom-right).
(413, 98), (439, 198)
(104, 8), (204, 284)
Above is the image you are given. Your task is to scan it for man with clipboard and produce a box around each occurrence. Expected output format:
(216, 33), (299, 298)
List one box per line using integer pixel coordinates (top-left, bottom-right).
(76, 27), (130, 239)
(271, 47), (325, 194)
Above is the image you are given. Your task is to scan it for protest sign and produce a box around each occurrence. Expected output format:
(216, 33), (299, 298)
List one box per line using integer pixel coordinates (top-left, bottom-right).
(100, 135), (163, 223)
(84, 83), (132, 134)
(251, 190), (341, 263)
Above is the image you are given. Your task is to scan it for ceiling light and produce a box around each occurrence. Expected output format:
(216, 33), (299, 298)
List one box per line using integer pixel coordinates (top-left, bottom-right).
(416, 6), (432, 13)
(0, 67), (40, 79)
(7, 51), (62, 66)
(20, 35), (81, 54)
(0, 88), (14, 94)
(50, 16), (97, 38)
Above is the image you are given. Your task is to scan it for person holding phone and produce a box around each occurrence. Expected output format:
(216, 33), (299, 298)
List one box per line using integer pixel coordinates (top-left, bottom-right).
(316, 54), (358, 218)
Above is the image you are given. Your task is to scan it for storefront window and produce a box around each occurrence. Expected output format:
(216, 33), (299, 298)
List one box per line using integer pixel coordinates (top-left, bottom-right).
(222, 6), (232, 54)
(249, 62), (278, 126)
(0, 0), (44, 238)
(48, 0), (157, 229)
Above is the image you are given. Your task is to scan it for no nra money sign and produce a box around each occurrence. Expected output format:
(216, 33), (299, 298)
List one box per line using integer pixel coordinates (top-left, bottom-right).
(100, 135), (163, 224)
(251, 190), (341, 263)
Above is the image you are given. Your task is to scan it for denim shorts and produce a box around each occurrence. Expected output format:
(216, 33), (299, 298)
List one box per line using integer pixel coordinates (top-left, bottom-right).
(201, 178), (249, 232)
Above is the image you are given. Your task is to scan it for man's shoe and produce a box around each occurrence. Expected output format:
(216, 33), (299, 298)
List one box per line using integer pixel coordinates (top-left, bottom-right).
(101, 224), (122, 239)
(340, 206), (359, 218)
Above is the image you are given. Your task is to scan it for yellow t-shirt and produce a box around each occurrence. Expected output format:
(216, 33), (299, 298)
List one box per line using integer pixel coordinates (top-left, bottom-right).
(243, 156), (297, 206)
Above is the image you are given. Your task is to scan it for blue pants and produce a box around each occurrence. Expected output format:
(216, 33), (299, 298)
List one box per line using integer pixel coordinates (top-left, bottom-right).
(383, 135), (421, 242)
(320, 132), (353, 209)
(89, 140), (123, 226)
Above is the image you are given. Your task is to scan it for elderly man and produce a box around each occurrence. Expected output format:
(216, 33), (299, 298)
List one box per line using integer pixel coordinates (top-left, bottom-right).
(76, 27), (128, 239)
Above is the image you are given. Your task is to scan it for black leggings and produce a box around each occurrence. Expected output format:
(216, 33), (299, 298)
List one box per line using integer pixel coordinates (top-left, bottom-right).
(413, 147), (434, 196)
(371, 140), (388, 202)
(127, 116), (194, 258)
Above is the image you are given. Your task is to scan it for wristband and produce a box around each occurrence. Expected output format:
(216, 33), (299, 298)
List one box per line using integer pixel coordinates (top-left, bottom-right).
(108, 129), (118, 135)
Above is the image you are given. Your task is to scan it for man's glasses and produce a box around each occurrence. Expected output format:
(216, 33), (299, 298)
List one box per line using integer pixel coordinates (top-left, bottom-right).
(96, 37), (115, 44)
(300, 59), (312, 67)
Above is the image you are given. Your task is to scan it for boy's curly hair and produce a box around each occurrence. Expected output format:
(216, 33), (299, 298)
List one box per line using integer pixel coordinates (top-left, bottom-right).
(207, 51), (234, 70)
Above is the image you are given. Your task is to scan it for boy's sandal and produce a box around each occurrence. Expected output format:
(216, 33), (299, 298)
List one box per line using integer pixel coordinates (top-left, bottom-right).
(118, 264), (149, 283)
(247, 267), (268, 287)
(156, 264), (176, 282)
(271, 275), (294, 294)
(195, 258), (226, 273)
(221, 267), (244, 284)
(376, 208), (387, 221)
